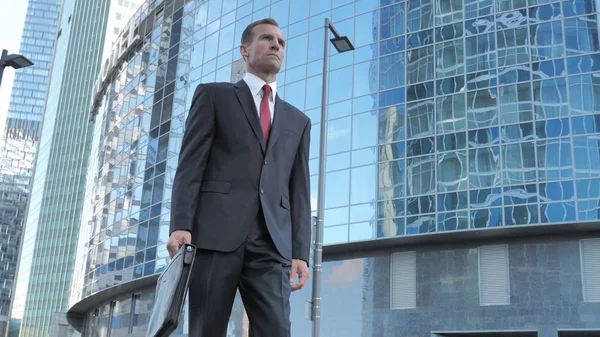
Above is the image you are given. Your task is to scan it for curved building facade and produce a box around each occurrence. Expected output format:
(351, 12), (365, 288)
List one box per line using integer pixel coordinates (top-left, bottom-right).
(68, 0), (600, 336)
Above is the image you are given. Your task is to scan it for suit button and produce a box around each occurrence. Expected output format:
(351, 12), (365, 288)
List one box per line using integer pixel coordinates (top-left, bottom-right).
(264, 159), (268, 165)
(260, 188), (264, 194)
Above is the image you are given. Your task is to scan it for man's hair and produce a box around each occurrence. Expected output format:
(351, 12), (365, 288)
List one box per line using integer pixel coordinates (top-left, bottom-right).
(241, 18), (279, 45)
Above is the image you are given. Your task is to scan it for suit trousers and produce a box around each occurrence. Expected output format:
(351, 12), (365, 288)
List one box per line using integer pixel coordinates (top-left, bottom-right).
(187, 209), (292, 337)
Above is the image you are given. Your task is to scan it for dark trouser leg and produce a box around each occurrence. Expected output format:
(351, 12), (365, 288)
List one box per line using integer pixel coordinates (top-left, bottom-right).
(238, 215), (292, 337)
(188, 246), (244, 337)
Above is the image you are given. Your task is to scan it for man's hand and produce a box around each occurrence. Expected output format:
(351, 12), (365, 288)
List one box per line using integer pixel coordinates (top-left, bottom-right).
(289, 259), (310, 292)
(167, 230), (192, 258)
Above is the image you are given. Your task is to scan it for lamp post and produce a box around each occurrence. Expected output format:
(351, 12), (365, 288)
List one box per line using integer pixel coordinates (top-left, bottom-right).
(0, 49), (34, 88)
(311, 17), (355, 337)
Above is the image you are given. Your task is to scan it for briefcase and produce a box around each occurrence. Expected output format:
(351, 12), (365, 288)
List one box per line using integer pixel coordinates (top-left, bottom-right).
(146, 243), (196, 337)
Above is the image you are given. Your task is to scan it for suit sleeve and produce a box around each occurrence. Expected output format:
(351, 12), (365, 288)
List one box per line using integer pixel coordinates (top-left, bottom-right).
(170, 84), (215, 234)
(290, 119), (312, 265)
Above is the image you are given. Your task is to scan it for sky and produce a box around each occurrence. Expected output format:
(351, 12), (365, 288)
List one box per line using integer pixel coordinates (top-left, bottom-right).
(0, 0), (29, 137)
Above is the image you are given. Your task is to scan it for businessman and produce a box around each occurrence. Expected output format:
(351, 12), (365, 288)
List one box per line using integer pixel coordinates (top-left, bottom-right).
(167, 18), (312, 337)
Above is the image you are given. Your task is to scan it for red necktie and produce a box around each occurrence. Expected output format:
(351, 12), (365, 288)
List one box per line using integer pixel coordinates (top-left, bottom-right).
(260, 84), (272, 146)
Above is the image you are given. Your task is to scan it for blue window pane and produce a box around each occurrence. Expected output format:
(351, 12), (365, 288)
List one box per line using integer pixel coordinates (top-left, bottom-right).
(406, 215), (436, 234)
(327, 152), (350, 172)
(380, 52), (405, 90)
(377, 218), (405, 237)
(380, 87), (405, 107)
(307, 29), (325, 62)
(470, 188), (502, 208)
(535, 118), (570, 138)
(353, 111), (378, 149)
(306, 75), (323, 110)
(286, 33), (308, 68)
(530, 21), (564, 60)
(571, 114), (600, 135)
(329, 66), (353, 103)
(328, 100), (352, 119)
(504, 205), (539, 226)
(143, 261), (156, 276)
(578, 200), (600, 221)
(325, 169), (350, 208)
(324, 225), (349, 244)
(353, 147), (378, 166)
(290, 0), (309, 23)
(350, 203), (377, 222)
(332, 3), (354, 22)
(532, 59), (565, 80)
(285, 80), (306, 110)
(349, 222), (375, 241)
(539, 180), (575, 202)
(380, 2), (405, 39)
(354, 61), (377, 97)
(407, 0), (434, 32)
(350, 165), (377, 204)
(438, 211), (469, 232)
(271, 0), (290, 27)
(327, 117), (352, 154)
(311, 0), (331, 15)
(540, 202), (577, 223)
(562, 0), (597, 17)
(325, 207), (349, 227)
(380, 36), (405, 56)
(408, 29), (434, 50)
(564, 16), (600, 56)
(533, 78), (569, 119)
(355, 11), (379, 47)
(528, 3), (561, 21)
(567, 54), (600, 74)
(573, 136), (600, 178)
(576, 178), (600, 199)
(356, 0), (379, 14)
(378, 159), (406, 199)
(438, 191), (468, 212)
(503, 184), (538, 206)
(288, 19), (309, 38)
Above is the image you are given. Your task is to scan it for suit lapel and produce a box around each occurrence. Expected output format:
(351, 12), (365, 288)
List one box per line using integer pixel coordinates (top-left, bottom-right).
(266, 95), (286, 155)
(234, 80), (265, 153)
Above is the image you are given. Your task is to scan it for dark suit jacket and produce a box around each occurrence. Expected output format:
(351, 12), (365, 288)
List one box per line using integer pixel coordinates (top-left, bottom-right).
(170, 79), (312, 264)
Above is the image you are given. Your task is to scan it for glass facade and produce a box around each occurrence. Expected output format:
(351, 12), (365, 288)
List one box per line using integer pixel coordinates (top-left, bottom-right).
(70, 0), (600, 336)
(0, 1), (61, 336)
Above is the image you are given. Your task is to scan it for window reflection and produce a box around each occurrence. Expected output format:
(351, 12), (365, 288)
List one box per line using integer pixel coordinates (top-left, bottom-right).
(407, 155), (436, 196)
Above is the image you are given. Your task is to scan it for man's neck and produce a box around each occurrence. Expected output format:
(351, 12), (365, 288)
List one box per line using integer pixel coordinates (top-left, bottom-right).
(246, 68), (276, 83)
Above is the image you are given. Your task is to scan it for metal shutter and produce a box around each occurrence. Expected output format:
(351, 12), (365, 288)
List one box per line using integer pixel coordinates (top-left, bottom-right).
(479, 244), (510, 306)
(581, 238), (600, 302)
(390, 251), (417, 309)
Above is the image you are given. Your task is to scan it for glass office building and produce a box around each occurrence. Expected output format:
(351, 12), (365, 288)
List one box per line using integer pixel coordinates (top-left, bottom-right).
(67, 0), (600, 336)
(0, 1), (61, 336)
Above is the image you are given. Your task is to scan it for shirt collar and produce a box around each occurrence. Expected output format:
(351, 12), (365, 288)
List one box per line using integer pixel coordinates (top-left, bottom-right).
(243, 72), (277, 102)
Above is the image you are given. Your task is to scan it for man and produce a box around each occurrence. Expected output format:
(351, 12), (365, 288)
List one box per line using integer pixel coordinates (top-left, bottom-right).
(166, 18), (312, 337)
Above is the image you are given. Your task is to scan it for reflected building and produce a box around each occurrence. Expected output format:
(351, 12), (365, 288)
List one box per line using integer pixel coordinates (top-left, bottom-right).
(67, 0), (600, 336)
(8, 0), (143, 336)
(0, 1), (61, 336)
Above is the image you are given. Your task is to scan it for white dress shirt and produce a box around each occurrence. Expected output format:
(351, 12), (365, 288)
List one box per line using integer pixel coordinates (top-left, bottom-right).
(243, 72), (277, 123)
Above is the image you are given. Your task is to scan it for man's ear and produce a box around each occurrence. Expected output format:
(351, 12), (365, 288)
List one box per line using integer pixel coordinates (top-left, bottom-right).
(240, 44), (249, 61)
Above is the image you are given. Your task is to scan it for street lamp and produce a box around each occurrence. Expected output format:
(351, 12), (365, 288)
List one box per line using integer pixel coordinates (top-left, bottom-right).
(0, 49), (34, 87)
(311, 17), (355, 337)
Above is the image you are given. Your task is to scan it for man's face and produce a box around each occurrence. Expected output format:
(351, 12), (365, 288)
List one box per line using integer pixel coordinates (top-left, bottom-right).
(242, 24), (285, 75)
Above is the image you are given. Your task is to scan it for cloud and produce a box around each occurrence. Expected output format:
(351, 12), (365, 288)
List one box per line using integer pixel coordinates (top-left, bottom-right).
(327, 258), (364, 286)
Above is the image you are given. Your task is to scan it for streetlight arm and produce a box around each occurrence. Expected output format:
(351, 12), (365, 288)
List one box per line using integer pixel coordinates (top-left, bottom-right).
(326, 20), (341, 39)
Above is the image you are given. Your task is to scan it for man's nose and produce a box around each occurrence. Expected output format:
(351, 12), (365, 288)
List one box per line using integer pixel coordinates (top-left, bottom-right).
(270, 43), (279, 51)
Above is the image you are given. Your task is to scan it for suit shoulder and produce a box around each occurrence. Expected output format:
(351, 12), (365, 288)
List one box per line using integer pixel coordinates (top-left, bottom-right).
(284, 101), (311, 126)
(200, 82), (235, 92)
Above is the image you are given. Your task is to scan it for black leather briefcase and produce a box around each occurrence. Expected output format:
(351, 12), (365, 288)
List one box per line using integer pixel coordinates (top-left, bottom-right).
(146, 243), (196, 337)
